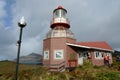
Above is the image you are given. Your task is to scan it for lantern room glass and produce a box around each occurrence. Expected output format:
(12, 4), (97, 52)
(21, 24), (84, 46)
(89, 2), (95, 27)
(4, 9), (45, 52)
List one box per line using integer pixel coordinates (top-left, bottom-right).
(54, 9), (66, 18)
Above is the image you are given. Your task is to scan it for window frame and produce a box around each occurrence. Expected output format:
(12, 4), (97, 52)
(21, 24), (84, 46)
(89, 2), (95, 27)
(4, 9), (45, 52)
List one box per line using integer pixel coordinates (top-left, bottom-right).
(83, 51), (90, 60)
(54, 50), (64, 59)
(94, 51), (101, 59)
(101, 52), (105, 59)
(44, 50), (49, 60)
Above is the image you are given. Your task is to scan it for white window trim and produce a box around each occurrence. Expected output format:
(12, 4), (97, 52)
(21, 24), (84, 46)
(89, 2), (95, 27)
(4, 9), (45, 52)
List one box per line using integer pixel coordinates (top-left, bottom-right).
(101, 52), (105, 59)
(44, 50), (49, 60)
(54, 50), (64, 59)
(94, 51), (101, 59)
(94, 51), (111, 59)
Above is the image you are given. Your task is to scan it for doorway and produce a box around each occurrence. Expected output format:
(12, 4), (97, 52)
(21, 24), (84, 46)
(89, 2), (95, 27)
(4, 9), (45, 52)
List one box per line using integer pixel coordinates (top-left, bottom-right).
(78, 51), (90, 65)
(78, 52), (83, 65)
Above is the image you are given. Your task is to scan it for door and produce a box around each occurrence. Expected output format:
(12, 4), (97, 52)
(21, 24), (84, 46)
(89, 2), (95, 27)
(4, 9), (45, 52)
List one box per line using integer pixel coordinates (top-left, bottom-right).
(78, 53), (83, 65)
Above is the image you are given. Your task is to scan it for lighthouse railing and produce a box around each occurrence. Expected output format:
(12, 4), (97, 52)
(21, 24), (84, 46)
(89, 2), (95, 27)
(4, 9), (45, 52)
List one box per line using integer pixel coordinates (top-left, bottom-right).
(50, 18), (70, 25)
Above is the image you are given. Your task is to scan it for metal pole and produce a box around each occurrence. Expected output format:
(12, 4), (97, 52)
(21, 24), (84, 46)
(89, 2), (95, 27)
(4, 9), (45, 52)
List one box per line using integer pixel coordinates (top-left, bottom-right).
(15, 27), (23, 80)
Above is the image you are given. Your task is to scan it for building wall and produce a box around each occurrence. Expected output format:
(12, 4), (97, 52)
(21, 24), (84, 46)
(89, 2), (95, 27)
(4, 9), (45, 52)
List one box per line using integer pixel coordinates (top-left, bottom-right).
(66, 38), (76, 44)
(50, 37), (66, 64)
(66, 46), (78, 67)
(42, 38), (51, 65)
(91, 50), (104, 66)
(68, 48), (113, 66)
(66, 38), (77, 67)
(43, 38), (113, 67)
(43, 37), (77, 67)
(91, 50), (113, 66)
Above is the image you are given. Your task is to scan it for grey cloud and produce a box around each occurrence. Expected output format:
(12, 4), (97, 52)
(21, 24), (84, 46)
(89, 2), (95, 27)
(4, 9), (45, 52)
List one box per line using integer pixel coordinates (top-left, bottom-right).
(0, 1), (6, 18)
(0, 0), (120, 60)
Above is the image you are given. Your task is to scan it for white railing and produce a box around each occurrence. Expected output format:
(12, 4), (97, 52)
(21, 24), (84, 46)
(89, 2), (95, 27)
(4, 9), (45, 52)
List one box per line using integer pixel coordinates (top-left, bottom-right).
(51, 18), (70, 24)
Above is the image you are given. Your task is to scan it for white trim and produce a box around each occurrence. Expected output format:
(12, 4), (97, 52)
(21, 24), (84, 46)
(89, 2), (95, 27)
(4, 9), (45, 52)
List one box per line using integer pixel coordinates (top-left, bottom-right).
(66, 43), (90, 49)
(66, 43), (114, 52)
(54, 50), (64, 59)
(91, 47), (114, 52)
(44, 50), (49, 60)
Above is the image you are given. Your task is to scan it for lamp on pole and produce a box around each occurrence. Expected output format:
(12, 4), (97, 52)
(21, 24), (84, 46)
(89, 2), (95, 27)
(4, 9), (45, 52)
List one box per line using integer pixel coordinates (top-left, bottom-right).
(15, 17), (27, 80)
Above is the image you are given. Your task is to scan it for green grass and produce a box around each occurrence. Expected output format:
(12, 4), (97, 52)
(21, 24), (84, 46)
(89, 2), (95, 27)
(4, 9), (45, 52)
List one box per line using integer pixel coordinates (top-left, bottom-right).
(0, 60), (39, 74)
(0, 58), (120, 80)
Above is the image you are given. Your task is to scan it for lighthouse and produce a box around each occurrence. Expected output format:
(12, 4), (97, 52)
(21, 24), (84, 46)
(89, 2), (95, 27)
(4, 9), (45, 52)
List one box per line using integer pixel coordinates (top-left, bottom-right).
(42, 6), (77, 71)
(42, 6), (113, 72)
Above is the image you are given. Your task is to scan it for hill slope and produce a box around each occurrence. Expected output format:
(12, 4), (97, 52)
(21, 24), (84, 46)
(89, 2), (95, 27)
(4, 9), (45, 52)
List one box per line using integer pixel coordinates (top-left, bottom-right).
(14, 53), (42, 65)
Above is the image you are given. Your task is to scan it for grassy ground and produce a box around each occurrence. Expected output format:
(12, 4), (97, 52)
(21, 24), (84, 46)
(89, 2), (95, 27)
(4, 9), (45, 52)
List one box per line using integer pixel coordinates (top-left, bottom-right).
(0, 60), (39, 74)
(0, 58), (120, 80)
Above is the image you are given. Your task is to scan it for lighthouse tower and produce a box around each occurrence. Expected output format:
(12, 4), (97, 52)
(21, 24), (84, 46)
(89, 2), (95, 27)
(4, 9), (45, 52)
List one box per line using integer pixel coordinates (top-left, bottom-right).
(43, 6), (77, 71)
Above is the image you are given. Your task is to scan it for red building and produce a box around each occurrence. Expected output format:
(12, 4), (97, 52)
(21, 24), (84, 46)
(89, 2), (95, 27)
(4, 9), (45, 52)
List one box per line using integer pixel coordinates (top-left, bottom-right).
(42, 6), (114, 71)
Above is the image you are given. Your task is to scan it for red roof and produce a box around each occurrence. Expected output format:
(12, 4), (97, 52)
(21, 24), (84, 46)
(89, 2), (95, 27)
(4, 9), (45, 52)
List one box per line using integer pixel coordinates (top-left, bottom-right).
(77, 41), (112, 50)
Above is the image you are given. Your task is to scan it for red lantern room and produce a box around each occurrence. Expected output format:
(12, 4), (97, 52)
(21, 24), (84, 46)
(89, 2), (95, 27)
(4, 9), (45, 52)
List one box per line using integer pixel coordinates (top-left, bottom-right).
(50, 6), (70, 28)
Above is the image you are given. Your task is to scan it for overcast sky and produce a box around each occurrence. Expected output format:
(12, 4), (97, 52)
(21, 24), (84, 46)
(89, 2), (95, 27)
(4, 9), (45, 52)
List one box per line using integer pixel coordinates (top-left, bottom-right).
(0, 0), (120, 60)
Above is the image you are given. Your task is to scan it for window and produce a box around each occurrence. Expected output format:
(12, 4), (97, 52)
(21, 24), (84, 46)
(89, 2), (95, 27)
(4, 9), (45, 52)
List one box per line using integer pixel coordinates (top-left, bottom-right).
(94, 51), (106, 59)
(101, 52), (104, 58)
(54, 50), (64, 59)
(44, 50), (49, 59)
(54, 9), (66, 18)
(61, 10), (66, 18)
(83, 51), (90, 60)
(54, 10), (59, 18)
(94, 51), (100, 59)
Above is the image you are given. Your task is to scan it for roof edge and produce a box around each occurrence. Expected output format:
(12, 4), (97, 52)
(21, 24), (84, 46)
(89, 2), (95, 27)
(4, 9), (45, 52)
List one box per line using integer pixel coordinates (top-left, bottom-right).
(66, 43), (114, 52)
